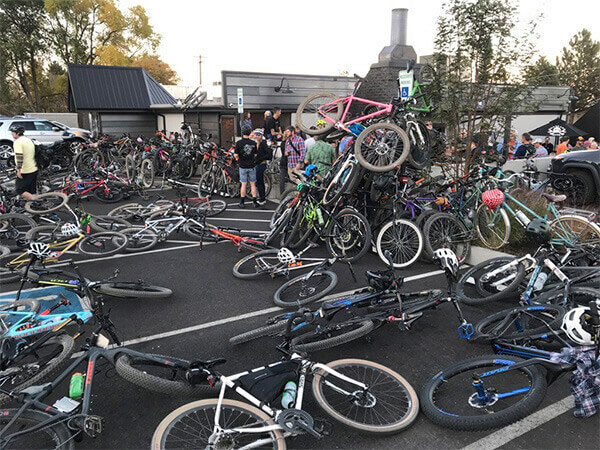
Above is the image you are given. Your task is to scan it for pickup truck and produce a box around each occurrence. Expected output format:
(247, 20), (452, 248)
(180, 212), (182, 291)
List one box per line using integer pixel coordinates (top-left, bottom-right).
(550, 149), (600, 205)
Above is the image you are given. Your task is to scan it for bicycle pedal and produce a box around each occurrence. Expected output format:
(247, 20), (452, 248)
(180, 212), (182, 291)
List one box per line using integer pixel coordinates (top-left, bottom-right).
(458, 323), (475, 340)
(83, 415), (104, 438)
(313, 418), (331, 437)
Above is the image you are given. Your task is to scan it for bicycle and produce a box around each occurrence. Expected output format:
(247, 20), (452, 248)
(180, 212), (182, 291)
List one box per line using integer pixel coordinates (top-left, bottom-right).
(152, 310), (420, 449)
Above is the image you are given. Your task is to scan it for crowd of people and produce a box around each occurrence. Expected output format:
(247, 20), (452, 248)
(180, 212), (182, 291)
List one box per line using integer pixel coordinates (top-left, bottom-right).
(497, 130), (598, 160)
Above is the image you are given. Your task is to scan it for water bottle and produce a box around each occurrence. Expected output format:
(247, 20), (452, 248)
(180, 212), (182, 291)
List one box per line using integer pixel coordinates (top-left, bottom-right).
(533, 271), (548, 292)
(69, 372), (84, 399)
(316, 208), (324, 226)
(164, 223), (175, 233)
(514, 210), (530, 227)
(281, 381), (297, 409)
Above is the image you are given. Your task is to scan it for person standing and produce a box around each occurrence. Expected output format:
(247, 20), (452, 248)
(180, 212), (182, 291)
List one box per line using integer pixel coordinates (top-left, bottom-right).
(234, 126), (259, 208)
(272, 107), (282, 139)
(513, 133), (534, 159)
(304, 135), (337, 180)
(240, 112), (252, 132)
(253, 129), (272, 205)
(284, 126), (306, 188)
(573, 136), (585, 150)
(542, 136), (554, 154)
(531, 138), (548, 158)
(555, 136), (571, 155)
(10, 124), (38, 199)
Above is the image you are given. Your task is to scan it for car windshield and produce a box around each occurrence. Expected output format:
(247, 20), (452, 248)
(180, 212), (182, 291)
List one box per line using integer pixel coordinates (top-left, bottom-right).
(51, 121), (67, 130)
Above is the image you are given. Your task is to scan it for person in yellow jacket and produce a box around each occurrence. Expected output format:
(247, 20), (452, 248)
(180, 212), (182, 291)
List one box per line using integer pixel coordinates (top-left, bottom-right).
(10, 124), (38, 199)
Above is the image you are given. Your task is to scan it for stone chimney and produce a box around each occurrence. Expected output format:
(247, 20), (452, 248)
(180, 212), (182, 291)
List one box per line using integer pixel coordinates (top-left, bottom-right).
(355, 9), (419, 103)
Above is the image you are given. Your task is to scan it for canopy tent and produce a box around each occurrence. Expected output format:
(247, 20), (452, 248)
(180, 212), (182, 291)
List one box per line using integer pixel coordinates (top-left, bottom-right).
(573, 102), (599, 139)
(528, 117), (589, 138)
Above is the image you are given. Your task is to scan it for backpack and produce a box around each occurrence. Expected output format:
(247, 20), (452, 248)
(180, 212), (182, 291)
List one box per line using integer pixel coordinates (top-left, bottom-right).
(34, 144), (50, 170)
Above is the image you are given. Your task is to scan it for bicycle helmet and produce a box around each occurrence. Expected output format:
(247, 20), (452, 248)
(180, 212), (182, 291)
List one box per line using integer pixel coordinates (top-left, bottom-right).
(27, 242), (53, 259)
(61, 223), (81, 237)
(315, 119), (327, 128)
(433, 248), (459, 278)
(304, 164), (318, 178)
(561, 305), (597, 345)
(481, 189), (504, 210)
(277, 248), (296, 265)
(9, 124), (25, 135)
(526, 218), (551, 244)
(365, 270), (394, 291)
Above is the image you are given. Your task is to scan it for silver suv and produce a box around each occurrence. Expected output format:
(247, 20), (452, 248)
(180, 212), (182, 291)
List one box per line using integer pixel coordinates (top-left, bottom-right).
(0, 117), (90, 155)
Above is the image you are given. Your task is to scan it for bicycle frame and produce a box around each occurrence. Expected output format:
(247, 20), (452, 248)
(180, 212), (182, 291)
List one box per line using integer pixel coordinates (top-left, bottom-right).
(318, 95), (392, 128)
(5, 233), (84, 269)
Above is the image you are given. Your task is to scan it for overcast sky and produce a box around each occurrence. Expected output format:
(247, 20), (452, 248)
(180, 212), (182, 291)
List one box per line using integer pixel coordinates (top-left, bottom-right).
(121, 0), (600, 96)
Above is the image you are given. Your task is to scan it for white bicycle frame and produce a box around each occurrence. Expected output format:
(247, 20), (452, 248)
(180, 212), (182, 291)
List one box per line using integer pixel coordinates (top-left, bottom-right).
(208, 353), (368, 449)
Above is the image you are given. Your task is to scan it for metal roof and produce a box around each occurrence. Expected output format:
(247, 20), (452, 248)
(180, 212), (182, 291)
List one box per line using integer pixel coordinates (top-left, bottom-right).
(67, 64), (176, 111)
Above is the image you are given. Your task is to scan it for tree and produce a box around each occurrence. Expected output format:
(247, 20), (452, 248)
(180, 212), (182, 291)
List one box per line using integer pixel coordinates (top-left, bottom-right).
(524, 56), (560, 86)
(557, 29), (600, 112)
(428, 0), (539, 172)
(133, 54), (179, 84)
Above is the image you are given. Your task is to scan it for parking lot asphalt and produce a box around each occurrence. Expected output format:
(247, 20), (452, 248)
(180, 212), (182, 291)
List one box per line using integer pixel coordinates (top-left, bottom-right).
(1, 191), (598, 449)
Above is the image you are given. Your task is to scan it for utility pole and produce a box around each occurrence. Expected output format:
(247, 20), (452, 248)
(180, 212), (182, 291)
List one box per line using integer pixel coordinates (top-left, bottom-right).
(198, 55), (202, 86)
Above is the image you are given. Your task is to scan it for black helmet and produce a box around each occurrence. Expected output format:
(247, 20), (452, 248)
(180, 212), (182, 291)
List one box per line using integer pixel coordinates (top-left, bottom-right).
(9, 124), (25, 135)
(241, 125), (252, 136)
(526, 218), (551, 244)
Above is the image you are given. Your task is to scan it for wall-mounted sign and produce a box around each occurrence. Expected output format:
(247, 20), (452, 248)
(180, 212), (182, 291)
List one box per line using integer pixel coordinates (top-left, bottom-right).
(237, 88), (244, 113)
(398, 70), (414, 101)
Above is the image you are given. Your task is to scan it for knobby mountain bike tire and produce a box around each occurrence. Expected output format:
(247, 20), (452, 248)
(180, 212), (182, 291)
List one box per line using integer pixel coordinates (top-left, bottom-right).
(325, 208), (372, 262)
(93, 186), (124, 203)
(0, 409), (74, 449)
(0, 334), (74, 407)
(290, 319), (375, 352)
(422, 212), (471, 262)
(151, 398), (286, 450)
(232, 249), (280, 279)
(24, 192), (69, 214)
(270, 189), (297, 229)
(93, 282), (172, 298)
(77, 231), (128, 256)
(457, 257), (526, 305)
(419, 355), (546, 431)
(354, 122), (411, 172)
(312, 358), (419, 434)
(229, 320), (288, 346)
(274, 270), (338, 307)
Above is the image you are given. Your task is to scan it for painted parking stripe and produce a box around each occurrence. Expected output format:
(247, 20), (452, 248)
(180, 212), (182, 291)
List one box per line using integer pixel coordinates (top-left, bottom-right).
(462, 396), (574, 450)
(225, 208), (276, 213)
(209, 217), (271, 223)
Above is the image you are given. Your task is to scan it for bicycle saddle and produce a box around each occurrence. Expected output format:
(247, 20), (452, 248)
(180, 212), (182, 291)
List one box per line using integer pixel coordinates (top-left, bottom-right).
(542, 192), (567, 203)
(20, 383), (52, 397)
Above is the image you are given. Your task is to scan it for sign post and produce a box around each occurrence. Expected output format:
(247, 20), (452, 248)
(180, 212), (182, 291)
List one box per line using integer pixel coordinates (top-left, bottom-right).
(237, 88), (244, 114)
(398, 70), (414, 101)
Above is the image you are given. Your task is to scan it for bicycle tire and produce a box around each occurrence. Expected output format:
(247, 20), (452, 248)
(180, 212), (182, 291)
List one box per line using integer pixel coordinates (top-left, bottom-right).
(120, 227), (158, 252)
(422, 212), (471, 262)
(312, 358), (419, 434)
(290, 319), (375, 352)
(457, 257), (526, 305)
(0, 252), (26, 283)
(474, 204), (511, 250)
(77, 231), (128, 256)
(0, 409), (74, 449)
(376, 219), (423, 268)
(323, 161), (360, 205)
(420, 355), (547, 431)
(107, 203), (144, 220)
(264, 207), (294, 247)
(534, 286), (600, 307)
(195, 199), (227, 217)
(0, 334), (74, 406)
(474, 305), (565, 342)
(354, 122), (411, 172)
(93, 282), (172, 298)
(89, 215), (131, 232)
(24, 192), (69, 214)
(232, 249), (280, 279)
(93, 185), (124, 203)
(549, 215), (600, 252)
(229, 320), (288, 346)
(0, 213), (38, 250)
(274, 270), (338, 308)
(270, 189), (297, 229)
(296, 92), (342, 135)
(325, 208), (372, 262)
(151, 398), (286, 450)
(115, 353), (218, 396)
(198, 171), (216, 195)
(140, 158), (155, 188)
(182, 222), (208, 239)
(25, 225), (64, 243)
(405, 120), (431, 170)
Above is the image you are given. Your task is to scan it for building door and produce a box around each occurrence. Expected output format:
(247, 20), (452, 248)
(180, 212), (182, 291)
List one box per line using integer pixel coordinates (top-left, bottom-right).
(220, 115), (235, 146)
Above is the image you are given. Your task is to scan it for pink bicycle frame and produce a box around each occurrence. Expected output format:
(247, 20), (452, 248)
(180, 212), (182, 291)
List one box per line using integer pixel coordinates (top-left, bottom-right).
(318, 95), (393, 128)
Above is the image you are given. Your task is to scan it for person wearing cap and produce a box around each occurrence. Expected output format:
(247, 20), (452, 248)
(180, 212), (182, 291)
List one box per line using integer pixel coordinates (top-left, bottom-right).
(573, 136), (585, 150)
(10, 124), (38, 199)
(532, 138), (548, 158)
(234, 125), (259, 208)
(253, 128), (272, 205)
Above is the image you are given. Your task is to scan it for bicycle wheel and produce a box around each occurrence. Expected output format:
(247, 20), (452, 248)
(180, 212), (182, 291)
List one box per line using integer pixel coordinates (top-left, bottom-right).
(290, 319), (375, 352)
(325, 208), (371, 262)
(182, 221), (208, 239)
(25, 225), (63, 243)
(457, 257), (526, 305)
(232, 249), (280, 280)
(354, 123), (411, 172)
(405, 120), (431, 170)
(151, 398), (286, 450)
(24, 192), (69, 214)
(107, 203), (144, 220)
(93, 185), (124, 203)
(195, 199), (227, 217)
(198, 171), (216, 195)
(125, 154), (136, 180)
(475, 305), (566, 342)
(140, 158), (155, 189)
(279, 205), (311, 249)
(0, 409), (74, 449)
(534, 286), (600, 307)
(0, 334), (74, 406)
(94, 281), (172, 298)
(90, 215), (131, 232)
(115, 353), (217, 396)
(312, 358), (419, 434)
(475, 204), (511, 250)
(270, 189), (297, 229)
(296, 92), (342, 135)
(229, 320), (288, 346)
(0, 213), (37, 249)
(120, 227), (158, 252)
(323, 161), (361, 205)
(549, 215), (600, 253)
(0, 252), (28, 283)
(0, 245), (9, 257)
(77, 231), (128, 256)
(423, 212), (471, 262)
(376, 219), (423, 268)
(274, 270), (338, 308)
(420, 355), (547, 431)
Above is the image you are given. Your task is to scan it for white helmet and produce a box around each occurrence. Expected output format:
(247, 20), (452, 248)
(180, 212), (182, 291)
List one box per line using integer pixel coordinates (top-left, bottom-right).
(433, 248), (459, 277)
(277, 247), (296, 264)
(61, 223), (81, 237)
(561, 306), (596, 345)
(27, 242), (53, 259)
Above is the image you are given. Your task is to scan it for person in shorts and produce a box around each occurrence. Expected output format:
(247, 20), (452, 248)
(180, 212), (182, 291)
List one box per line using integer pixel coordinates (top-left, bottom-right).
(10, 124), (38, 199)
(234, 125), (259, 208)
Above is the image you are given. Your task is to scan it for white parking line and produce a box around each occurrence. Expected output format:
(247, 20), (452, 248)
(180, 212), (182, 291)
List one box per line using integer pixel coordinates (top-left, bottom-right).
(209, 217), (271, 223)
(462, 396), (574, 450)
(225, 208), (276, 213)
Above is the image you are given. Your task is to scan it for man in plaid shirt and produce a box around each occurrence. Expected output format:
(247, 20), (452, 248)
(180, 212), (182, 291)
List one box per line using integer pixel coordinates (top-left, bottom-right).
(283, 126), (306, 187)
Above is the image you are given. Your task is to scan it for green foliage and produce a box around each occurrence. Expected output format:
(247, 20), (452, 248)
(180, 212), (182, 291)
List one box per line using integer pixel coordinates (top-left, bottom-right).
(557, 29), (600, 112)
(503, 189), (549, 255)
(524, 56), (560, 86)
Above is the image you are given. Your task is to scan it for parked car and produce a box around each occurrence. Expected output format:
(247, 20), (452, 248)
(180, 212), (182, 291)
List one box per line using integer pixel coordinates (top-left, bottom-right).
(49, 120), (92, 141)
(550, 149), (600, 205)
(0, 117), (89, 153)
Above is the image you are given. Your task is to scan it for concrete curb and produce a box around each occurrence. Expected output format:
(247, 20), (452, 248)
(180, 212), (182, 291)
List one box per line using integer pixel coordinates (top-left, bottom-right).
(464, 246), (513, 266)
